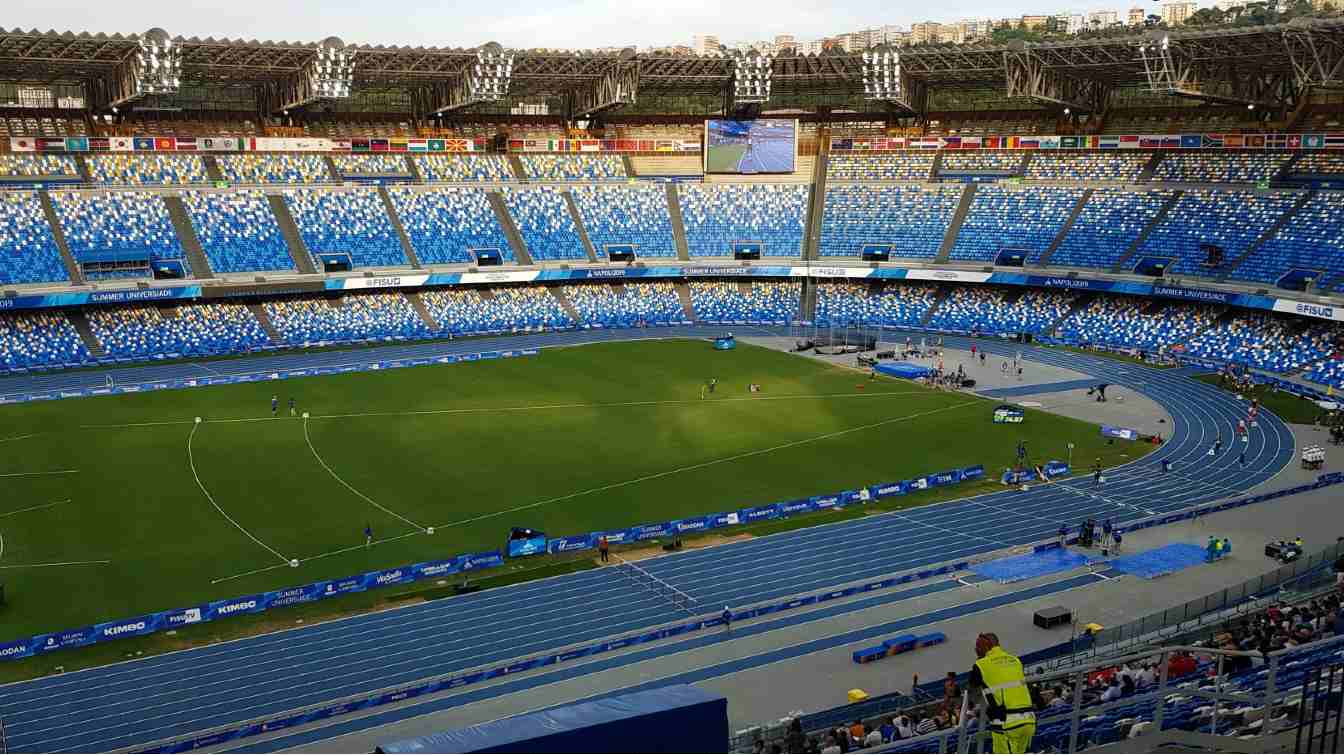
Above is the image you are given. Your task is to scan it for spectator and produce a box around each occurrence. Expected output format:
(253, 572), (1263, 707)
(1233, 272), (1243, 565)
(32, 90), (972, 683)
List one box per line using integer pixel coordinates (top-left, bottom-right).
(820, 735), (840, 754)
(785, 719), (806, 753)
(848, 720), (865, 744)
(1101, 677), (1122, 702)
(915, 715), (939, 736)
(895, 715), (914, 740)
(879, 718), (896, 743)
(864, 727), (883, 747)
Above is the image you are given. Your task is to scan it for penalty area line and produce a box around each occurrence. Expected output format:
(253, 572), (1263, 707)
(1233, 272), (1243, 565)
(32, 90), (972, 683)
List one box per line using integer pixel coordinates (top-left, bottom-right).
(0, 560), (110, 570)
(209, 531), (423, 585)
(0, 469), (79, 478)
(303, 417), (427, 533)
(0, 499), (72, 519)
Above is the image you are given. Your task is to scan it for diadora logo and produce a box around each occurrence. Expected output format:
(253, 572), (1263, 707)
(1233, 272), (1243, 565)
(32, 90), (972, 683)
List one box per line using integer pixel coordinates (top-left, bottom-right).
(376, 570), (405, 584)
(1297, 303), (1335, 318)
(102, 621), (147, 637)
(216, 600), (258, 615)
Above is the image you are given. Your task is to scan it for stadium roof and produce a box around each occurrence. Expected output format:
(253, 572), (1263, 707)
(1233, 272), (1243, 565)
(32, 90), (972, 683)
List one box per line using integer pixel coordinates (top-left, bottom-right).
(1, 17), (1341, 113)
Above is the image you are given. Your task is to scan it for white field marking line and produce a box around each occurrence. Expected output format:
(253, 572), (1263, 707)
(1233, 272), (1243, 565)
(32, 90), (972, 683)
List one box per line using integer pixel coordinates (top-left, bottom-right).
(303, 417), (426, 532)
(209, 532), (424, 585)
(0, 432), (41, 443)
(429, 399), (983, 531)
(0, 499), (72, 518)
(0, 469), (79, 478)
(0, 529), (4, 561)
(187, 422), (290, 566)
(0, 560), (110, 570)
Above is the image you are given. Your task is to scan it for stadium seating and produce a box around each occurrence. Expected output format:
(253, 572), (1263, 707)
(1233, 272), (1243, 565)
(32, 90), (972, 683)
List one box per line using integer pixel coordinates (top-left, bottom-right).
(218, 154), (331, 184)
(87, 302), (270, 359)
(1293, 153), (1344, 175)
(414, 154), (514, 182)
(1025, 152), (1150, 182)
(688, 280), (800, 322)
(1184, 313), (1340, 373)
(678, 184), (808, 257)
(1233, 191), (1344, 286)
(571, 185), (676, 258)
(86, 154), (208, 185)
(1057, 298), (1217, 350)
(939, 151), (1021, 173)
(564, 281), (685, 327)
(1153, 152), (1291, 184)
(518, 154), (626, 181)
(420, 286), (574, 335)
(0, 191), (70, 285)
(329, 154), (411, 176)
(282, 188), (408, 269)
(1048, 189), (1175, 269)
(49, 191), (187, 279)
(949, 186), (1084, 262)
(500, 188), (589, 261)
(180, 190), (296, 273)
(387, 186), (514, 265)
(827, 153), (935, 181)
(1304, 356), (1344, 390)
(814, 282), (940, 327)
(1137, 189), (1300, 277)
(265, 292), (433, 344)
(820, 184), (962, 259)
(0, 154), (79, 179)
(0, 311), (90, 371)
(925, 287), (1075, 335)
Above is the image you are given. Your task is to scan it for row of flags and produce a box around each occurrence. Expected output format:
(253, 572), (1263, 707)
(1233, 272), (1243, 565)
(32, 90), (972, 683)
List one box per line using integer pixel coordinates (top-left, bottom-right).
(833, 132), (1344, 151)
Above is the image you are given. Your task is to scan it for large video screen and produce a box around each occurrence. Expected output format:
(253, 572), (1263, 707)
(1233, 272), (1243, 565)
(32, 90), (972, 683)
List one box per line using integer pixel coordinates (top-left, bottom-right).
(704, 119), (798, 174)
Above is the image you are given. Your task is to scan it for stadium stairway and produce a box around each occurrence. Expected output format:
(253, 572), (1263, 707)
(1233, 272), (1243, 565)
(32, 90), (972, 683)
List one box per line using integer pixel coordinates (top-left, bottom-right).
(506, 154), (527, 182)
(405, 291), (440, 331)
(1219, 190), (1314, 282)
(266, 193), (319, 275)
(1035, 188), (1094, 267)
(676, 281), (696, 320)
(38, 189), (85, 285)
(620, 154), (636, 178)
(803, 151), (830, 261)
(665, 184), (691, 261)
(72, 154), (92, 182)
(549, 286), (581, 323)
(66, 309), (107, 357)
(561, 190), (600, 263)
(321, 154), (340, 180)
(406, 155), (424, 183)
(1018, 151), (1034, 176)
(163, 195), (215, 279)
(1111, 189), (1183, 273)
(920, 285), (954, 327)
(245, 302), (283, 344)
(1138, 152), (1165, 183)
(377, 186), (422, 269)
(487, 191), (534, 266)
(202, 155), (225, 182)
(1275, 151), (1304, 182)
(929, 151), (945, 180)
(935, 184), (978, 263)
(1046, 292), (1094, 336)
(800, 277), (817, 321)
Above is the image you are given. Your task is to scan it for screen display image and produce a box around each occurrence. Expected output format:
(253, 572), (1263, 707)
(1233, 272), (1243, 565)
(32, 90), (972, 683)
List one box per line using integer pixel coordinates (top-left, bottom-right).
(704, 119), (797, 174)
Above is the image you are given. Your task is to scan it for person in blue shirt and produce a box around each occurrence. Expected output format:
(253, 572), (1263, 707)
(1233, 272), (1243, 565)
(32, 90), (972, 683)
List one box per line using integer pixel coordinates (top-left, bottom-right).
(364, 524), (374, 548)
(722, 605), (732, 632)
(271, 395), (278, 416)
(289, 397), (297, 417)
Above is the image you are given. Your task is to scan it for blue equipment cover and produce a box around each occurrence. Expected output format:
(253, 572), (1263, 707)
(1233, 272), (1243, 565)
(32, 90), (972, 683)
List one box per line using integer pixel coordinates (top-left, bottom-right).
(876, 362), (933, 379)
(1109, 543), (1209, 579)
(375, 684), (729, 754)
(971, 547), (1089, 583)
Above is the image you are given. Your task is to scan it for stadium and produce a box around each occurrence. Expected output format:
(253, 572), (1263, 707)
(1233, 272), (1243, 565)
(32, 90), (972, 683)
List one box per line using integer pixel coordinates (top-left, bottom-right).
(1, 13), (1344, 754)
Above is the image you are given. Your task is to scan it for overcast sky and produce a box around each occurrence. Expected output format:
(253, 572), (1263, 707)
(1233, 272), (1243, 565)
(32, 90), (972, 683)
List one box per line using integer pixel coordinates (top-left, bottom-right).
(7, 0), (1167, 49)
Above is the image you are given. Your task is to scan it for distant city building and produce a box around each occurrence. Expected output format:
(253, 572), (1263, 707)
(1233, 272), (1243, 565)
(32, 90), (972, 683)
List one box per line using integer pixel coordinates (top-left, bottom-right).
(691, 34), (720, 55)
(774, 34), (796, 50)
(1128, 7), (1147, 24)
(1088, 10), (1119, 28)
(797, 39), (825, 55)
(1020, 14), (1051, 29)
(1160, 1), (1198, 24)
(910, 21), (945, 44)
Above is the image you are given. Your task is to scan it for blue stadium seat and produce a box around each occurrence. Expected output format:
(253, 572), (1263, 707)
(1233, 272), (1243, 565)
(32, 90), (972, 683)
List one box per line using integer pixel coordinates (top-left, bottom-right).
(50, 190), (188, 281)
(572, 185), (676, 258)
(939, 151), (1020, 174)
(1137, 189), (1300, 277)
(815, 282), (939, 327)
(388, 186), (514, 265)
(827, 153), (934, 181)
(420, 286), (574, 335)
(0, 154), (79, 180)
(1026, 152), (1150, 182)
(565, 282), (685, 327)
(180, 190), (295, 273)
(950, 186), (1084, 262)
(689, 280), (800, 322)
(86, 155), (208, 186)
(518, 154), (626, 181)
(282, 188), (408, 269)
(501, 188), (588, 261)
(265, 292), (433, 344)
(87, 302), (269, 359)
(1233, 191), (1344, 286)
(1048, 189), (1174, 269)
(1058, 298), (1217, 350)
(820, 185), (961, 259)
(218, 154), (331, 184)
(0, 311), (90, 371)
(1154, 153), (1291, 184)
(330, 154), (411, 177)
(414, 154), (515, 182)
(679, 184), (807, 258)
(0, 191), (70, 285)
(926, 287), (1075, 335)
(1185, 313), (1340, 373)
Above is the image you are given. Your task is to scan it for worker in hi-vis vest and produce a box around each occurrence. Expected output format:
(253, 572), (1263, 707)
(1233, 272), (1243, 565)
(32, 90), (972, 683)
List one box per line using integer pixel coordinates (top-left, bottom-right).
(969, 633), (1036, 753)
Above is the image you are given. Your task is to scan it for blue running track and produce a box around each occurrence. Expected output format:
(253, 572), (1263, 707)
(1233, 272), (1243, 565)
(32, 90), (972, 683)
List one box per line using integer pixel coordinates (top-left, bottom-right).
(0, 327), (1295, 753)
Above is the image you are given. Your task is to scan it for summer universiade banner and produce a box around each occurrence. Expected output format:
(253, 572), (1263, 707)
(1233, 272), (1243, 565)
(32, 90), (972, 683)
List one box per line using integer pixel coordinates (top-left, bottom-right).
(0, 463), (986, 663)
(126, 472), (1344, 755)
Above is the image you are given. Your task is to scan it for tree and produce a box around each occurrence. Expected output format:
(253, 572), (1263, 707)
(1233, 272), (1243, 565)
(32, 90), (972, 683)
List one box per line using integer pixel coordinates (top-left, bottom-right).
(1145, 13), (1164, 27)
(1186, 7), (1227, 25)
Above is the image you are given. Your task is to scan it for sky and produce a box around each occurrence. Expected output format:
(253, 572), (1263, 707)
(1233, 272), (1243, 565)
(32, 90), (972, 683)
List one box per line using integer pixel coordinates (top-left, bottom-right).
(6, 0), (1166, 49)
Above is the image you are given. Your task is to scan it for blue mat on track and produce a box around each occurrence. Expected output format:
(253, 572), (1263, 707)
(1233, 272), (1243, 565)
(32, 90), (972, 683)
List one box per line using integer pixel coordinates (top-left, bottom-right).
(971, 548), (1089, 583)
(1108, 543), (1208, 579)
(876, 362), (933, 379)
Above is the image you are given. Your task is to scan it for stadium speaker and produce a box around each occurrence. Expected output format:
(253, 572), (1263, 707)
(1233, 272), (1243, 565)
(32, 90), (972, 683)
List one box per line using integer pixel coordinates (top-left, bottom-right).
(1033, 605), (1071, 629)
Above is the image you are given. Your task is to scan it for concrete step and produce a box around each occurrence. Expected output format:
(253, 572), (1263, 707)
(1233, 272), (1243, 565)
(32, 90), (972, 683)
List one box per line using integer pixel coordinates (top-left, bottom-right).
(162, 195), (215, 278)
(549, 286), (581, 325)
(266, 193), (317, 274)
(1220, 190), (1313, 280)
(507, 154), (527, 182)
(666, 184), (691, 261)
(920, 286), (953, 327)
(405, 291), (440, 332)
(1111, 190), (1183, 273)
(1138, 152), (1164, 183)
(377, 185), (421, 268)
(562, 190), (599, 263)
(1035, 188), (1094, 267)
(246, 302), (283, 345)
(487, 191), (533, 265)
(935, 185), (978, 263)
(66, 308), (106, 357)
(38, 189), (84, 285)
(676, 281), (696, 321)
(202, 155), (225, 182)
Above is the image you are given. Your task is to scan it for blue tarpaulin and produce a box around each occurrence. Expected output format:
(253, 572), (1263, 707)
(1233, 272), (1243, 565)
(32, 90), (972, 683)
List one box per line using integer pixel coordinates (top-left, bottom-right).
(876, 362), (933, 380)
(1109, 543), (1209, 579)
(971, 547), (1089, 583)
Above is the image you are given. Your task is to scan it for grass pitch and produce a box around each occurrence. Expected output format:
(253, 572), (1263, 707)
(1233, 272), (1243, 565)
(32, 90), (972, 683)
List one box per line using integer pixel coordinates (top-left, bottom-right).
(0, 339), (1138, 644)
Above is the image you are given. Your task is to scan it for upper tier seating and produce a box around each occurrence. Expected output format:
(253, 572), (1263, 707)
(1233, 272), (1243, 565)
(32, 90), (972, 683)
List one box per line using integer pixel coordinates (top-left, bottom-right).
(820, 184), (962, 259)
(0, 154), (79, 179)
(564, 281), (685, 327)
(949, 186), (1084, 262)
(814, 282), (940, 327)
(0, 191), (70, 285)
(282, 188), (408, 269)
(218, 154), (331, 184)
(87, 302), (270, 359)
(86, 154), (207, 186)
(180, 190), (295, 274)
(1293, 153), (1344, 175)
(679, 184), (808, 257)
(387, 186), (514, 265)
(265, 292), (432, 344)
(413, 154), (514, 182)
(1057, 298), (1217, 350)
(926, 287), (1075, 335)
(518, 154), (627, 181)
(571, 185), (676, 258)
(1137, 189), (1300, 277)
(420, 286), (574, 335)
(50, 191), (185, 278)
(939, 151), (1021, 173)
(1048, 189), (1174, 269)
(330, 154), (411, 176)
(688, 280), (800, 322)
(827, 153), (935, 181)
(1153, 152), (1291, 184)
(1025, 152), (1150, 182)
(501, 188), (588, 261)
(0, 311), (89, 371)
(1234, 191), (1344, 286)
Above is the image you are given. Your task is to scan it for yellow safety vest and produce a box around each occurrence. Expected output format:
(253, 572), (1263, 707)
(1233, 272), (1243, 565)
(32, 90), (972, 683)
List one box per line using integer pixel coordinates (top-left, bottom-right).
(974, 647), (1036, 730)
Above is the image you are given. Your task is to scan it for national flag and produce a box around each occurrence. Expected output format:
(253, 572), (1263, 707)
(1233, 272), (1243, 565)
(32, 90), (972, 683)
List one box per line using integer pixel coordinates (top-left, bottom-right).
(1061, 136), (1078, 149)
(983, 136), (1000, 149)
(1099, 136), (1119, 149)
(445, 138), (467, 152)
(350, 138), (370, 152)
(1019, 138), (1040, 149)
(1303, 134), (1325, 149)
(1323, 134), (1344, 149)
(1004, 137), (1018, 149)
(10, 137), (34, 152)
(37, 137), (67, 152)
(1222, 134), (1243, 149)
(581, 139), (600, 152)
(1252, 134), (1272, 149)
(407, 139), (428, 152)
(428, 139), (446, 151)
(88, 137), (110, 152)
(155, 137), (174, 151)
(370, 139), (389, 152)
(388, 139), (408, 152)
(1181, 134), (1202, 148)
(134, 137), (156, 151)
(944, 136), (961, 149)
(638, 139), (654, 151)
(174, 137), (197, 151)
(1287, 135), (1302, 149)
(1118, 135), (1139, 149)
(64, 137), (88, 152)
(601, 139), (617, 151)
(112, 137), (133, 152)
